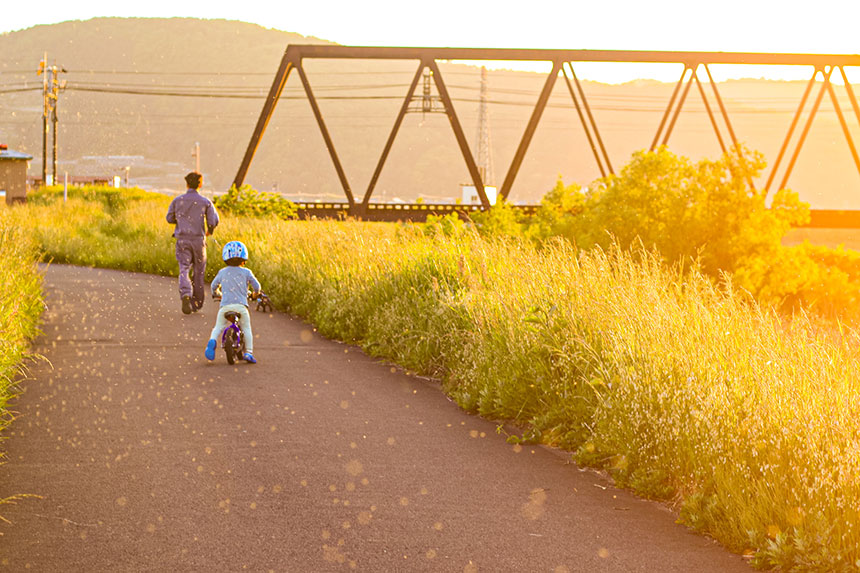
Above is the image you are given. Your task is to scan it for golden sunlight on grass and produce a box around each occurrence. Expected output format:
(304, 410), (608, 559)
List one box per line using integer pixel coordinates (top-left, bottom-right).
(5, 191), (860, 568)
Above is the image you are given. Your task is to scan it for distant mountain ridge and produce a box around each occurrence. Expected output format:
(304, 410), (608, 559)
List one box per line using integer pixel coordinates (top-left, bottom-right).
(1, 18), (858, 207)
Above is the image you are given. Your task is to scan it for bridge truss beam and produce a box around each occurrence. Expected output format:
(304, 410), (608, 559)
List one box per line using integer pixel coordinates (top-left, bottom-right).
(234, 46), (860, 218)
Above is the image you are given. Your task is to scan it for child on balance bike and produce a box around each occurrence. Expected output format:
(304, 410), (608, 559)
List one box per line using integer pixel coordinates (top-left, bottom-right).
(204, 240), (262, 364)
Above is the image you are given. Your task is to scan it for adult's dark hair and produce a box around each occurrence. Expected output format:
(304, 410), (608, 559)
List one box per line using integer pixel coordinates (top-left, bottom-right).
(185, 172), (202, 189)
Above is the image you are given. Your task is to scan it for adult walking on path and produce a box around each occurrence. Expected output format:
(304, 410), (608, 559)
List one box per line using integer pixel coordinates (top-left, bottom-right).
(166, 171), (219, 314)
(0, 265), (752, 572)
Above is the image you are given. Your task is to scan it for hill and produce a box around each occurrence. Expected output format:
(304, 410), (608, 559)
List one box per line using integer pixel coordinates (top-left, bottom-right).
(1, 17), (859, 207)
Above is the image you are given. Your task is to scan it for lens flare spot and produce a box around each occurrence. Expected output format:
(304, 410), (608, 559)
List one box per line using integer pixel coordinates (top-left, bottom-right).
(521, 488), (547, 521)
(322, 544), (345, 564)
(346, 459), (364, 476)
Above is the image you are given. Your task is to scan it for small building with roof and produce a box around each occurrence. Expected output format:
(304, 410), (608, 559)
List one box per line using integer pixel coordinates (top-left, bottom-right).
(0, 144), (33, 204)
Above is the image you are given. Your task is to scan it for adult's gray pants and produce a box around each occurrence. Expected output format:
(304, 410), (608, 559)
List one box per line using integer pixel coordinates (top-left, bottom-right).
(175, 238), (207, 306)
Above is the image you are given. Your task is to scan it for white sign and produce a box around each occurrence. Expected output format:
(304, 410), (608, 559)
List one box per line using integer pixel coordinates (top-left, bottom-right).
(461, 185), (498, 206)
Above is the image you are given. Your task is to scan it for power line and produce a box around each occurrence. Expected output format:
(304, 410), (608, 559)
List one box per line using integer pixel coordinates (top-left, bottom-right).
(6, 74), (857, 121)
(8, 71), (849, 106)
(65, 86), (420, 99)
(7, 68), (477, 76)
(0, 86), (40, 94)
(66, 80), (413, 91)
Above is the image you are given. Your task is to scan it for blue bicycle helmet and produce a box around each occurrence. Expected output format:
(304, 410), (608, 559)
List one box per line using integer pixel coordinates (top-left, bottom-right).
(222, 240), (249, 262)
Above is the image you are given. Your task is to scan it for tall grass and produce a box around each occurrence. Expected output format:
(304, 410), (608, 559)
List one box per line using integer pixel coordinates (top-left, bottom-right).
(12, 191), (860, 569)
(0, 207), (44, 451)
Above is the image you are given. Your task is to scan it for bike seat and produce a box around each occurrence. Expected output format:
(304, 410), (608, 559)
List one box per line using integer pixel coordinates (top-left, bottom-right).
(224, 311), (241, 321)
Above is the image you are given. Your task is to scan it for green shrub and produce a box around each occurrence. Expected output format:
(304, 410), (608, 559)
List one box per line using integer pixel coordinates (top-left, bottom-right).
(468, 199), (528, 238)
(526, 177), (585, 242)
(422, 212), (469, 238)
(213, 184), (297, 220)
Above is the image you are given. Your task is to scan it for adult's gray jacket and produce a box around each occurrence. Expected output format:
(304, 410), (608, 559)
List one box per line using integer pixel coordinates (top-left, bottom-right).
(166, 189), (219, 239)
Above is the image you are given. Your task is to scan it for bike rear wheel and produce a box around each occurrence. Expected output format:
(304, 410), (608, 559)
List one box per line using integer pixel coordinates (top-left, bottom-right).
(224, 330), (237, 365)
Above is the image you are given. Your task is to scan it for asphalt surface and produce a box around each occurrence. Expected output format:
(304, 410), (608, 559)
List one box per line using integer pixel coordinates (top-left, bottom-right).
(0, 265), (751, 571)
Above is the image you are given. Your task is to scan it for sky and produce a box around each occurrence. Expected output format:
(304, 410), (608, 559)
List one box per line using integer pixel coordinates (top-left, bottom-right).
(4, 1), (860, 83)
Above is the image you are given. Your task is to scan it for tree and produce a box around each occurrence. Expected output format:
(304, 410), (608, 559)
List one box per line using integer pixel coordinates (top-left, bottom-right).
(469, 199), (527, 238)
(528, 177), (585, 242)
(571, 146), (809, 278)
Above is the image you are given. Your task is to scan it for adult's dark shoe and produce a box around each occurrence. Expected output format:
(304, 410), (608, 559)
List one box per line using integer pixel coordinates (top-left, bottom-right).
(182, 295), (192, 315)
(192, 298), (204, 311)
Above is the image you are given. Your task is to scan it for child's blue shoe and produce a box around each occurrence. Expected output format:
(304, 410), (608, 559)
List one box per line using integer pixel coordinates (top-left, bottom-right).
(243, 352), (257, 364)
(205, 339), (216, 361)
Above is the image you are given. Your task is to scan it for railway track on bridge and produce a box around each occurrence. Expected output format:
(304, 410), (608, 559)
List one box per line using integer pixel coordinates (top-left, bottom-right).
(294, 201), (859, 228)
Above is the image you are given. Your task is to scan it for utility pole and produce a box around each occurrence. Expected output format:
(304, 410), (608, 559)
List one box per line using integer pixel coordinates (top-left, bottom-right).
(39, 53), (47, 185)
(37, 55), (65, 186)
(51, 64), (59, 184)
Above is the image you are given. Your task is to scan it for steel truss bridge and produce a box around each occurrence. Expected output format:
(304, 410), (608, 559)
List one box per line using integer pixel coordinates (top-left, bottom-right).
(235, 45), (860, 226)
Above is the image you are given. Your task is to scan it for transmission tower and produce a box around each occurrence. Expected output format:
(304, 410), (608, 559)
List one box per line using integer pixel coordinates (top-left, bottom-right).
(475, 66), (495, 185)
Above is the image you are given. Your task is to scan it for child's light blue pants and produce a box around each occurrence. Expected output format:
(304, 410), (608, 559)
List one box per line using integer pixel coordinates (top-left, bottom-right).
(209, 304), (253, 353)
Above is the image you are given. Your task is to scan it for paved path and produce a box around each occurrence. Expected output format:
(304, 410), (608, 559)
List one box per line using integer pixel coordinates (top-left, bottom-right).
(0, 265), (750, 571)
